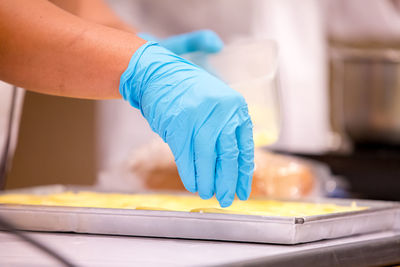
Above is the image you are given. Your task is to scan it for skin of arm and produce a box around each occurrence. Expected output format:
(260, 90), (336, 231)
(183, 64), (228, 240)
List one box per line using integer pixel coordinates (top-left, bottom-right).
(0, 0), (146, 99)
(49, 0), (136, 33)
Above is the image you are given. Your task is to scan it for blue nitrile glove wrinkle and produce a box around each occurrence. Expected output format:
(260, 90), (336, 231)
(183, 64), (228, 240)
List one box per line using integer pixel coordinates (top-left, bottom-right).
(120, 41), (254, 208)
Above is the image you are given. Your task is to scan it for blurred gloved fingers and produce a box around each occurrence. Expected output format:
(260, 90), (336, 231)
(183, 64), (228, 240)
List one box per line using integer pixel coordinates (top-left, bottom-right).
(160, 30), (223, 55)
(215, 121), (240, 207)
(235, 113), (255, 201)
(194, 127), (217, 200)
(138, 30), (224, 55)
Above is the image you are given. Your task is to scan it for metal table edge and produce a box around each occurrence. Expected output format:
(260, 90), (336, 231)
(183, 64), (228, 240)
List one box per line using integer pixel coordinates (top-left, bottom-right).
(219, 233), (400, 267)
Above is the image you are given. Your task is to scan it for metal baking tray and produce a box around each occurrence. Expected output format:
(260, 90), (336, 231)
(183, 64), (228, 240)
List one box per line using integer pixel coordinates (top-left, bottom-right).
(0, 185), (399, 244)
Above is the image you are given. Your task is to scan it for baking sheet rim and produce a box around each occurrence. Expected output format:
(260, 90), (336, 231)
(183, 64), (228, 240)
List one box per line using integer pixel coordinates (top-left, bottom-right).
(1, 199), (398, 225)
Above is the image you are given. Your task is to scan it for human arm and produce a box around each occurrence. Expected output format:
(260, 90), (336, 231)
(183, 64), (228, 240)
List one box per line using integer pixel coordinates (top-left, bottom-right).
(0, 0), (145, 99)
(0, 0), (254, 206)
(50, 0), (224, 55)
(49, 0), (136, 33)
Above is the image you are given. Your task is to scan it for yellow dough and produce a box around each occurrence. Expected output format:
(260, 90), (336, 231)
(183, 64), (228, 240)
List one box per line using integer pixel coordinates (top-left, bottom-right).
(0, 192), (366, 217)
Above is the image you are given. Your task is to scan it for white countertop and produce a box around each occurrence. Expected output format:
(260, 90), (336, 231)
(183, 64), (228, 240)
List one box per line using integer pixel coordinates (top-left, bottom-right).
(1, 230), (399, 266)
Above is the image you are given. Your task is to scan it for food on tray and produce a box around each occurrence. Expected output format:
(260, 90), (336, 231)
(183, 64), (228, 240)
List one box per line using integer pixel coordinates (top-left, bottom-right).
(0, 192), (366, 217)
(251, 149), (315, 198)
(129, 141), (316, 199)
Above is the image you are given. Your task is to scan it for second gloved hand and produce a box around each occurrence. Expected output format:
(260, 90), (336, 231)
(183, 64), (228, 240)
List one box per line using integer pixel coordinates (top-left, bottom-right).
(138, 30), (223, 55)
(120, 42), (254, 207)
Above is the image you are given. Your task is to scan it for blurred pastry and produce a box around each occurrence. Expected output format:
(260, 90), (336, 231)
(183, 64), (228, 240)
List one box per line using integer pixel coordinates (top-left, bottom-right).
(251, 149), (315, 199)
(128, 140), (315, 199)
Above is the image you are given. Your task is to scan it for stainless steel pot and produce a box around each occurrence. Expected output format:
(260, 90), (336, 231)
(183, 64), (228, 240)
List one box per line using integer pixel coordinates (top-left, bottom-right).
(331, 46), (400, 145)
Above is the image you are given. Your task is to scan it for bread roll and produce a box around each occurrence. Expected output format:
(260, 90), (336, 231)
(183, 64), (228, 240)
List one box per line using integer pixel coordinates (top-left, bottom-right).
(129, 141), (315, 199)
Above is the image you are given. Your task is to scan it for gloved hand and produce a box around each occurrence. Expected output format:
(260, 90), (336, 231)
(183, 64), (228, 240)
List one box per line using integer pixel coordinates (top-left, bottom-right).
(120, 42), (254, 207)
(138, 30), (223, 55)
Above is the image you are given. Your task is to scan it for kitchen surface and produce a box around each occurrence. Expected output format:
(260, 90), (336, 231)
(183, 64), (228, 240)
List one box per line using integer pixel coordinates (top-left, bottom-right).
(1, 0), (400, 266)
(1, 231), (399, 266)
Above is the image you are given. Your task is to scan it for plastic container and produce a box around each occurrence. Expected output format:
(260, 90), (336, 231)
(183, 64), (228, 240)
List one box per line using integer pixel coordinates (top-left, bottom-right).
(184, 39), (280, 147)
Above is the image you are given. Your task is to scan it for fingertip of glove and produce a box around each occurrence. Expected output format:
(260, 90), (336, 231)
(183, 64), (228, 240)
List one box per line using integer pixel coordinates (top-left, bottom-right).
(218, 194), (234, 207)
(207, 38), (224, 53)
(219, 199), (233, 208)
(206, 39), (224, 53)
(237, 188), (250, 201)
(198, 30), (224, 53)
(199, 193), (213, 200)
(237, 193), (249, 201)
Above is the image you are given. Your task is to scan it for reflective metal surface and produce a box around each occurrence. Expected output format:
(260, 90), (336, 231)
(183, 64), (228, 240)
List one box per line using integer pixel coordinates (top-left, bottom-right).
(0, 185), (399, 244)
(331, 46), (400, 144)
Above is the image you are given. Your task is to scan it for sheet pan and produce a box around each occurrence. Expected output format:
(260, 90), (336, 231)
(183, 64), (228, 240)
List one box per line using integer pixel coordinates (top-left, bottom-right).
(0, 185), (399, 244)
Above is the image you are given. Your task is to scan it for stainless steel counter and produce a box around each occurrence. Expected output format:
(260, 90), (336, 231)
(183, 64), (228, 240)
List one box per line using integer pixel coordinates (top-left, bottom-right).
(1, 230), (399, 266)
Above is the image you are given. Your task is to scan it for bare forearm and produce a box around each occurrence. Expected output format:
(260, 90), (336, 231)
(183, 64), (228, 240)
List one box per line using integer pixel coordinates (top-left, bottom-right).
(0, 0), (145, 99)
(49, 0), (136, 33)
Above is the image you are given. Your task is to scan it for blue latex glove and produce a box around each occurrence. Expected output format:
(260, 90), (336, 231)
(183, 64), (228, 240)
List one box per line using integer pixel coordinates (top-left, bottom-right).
(120, 42), (254, 207)
(138, 30), (223, 55)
